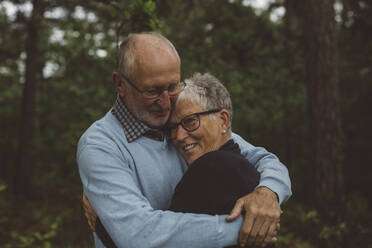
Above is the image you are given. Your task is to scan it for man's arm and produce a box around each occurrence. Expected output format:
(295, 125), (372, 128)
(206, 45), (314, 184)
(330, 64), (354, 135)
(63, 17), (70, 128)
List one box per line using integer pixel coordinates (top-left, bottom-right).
(77, 141), (242, 248)
(231, 133), (292, 204)
(229, 133), (292, 247)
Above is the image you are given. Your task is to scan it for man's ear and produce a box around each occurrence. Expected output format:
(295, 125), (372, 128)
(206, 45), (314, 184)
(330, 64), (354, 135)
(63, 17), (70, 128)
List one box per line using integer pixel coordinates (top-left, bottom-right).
(219, 109), (231, 131)
(113, 72), (125, 97)
(113, 72), (121, 86)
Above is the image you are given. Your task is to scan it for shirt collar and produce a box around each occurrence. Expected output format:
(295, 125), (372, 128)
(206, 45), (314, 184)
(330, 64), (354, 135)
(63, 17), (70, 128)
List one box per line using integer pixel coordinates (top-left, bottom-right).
(111, 95), (164, 142)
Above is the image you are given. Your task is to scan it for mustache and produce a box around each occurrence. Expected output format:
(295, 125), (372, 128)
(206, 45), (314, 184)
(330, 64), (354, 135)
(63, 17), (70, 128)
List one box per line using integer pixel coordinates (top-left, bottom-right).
(149, 103), (169, 112)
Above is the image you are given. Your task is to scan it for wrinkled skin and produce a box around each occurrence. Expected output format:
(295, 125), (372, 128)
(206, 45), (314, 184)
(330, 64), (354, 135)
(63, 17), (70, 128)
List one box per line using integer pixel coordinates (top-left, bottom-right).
(226, 186), (282, 247)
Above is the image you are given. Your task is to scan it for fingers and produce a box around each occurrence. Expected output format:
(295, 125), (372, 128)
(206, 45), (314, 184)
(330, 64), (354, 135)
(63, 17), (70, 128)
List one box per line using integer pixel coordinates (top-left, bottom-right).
(247, 212), (273, 247)
(86, 207), (97, 232)
(254, 217), (271, 246)
(238, 212), (255, 247)
(260, 221), (281, 247)
(226, 198), (245, 222)
(82, 192), (97, 232)
(246, 215), (263, 246)
(82, 192), (88, 202)
(243, 207), (281, 247)
(82, 192), (90, 209)
(86, 212), (96, 232)
(236, 188), (283, 247)
(83, 193), (94, 215)
(260, 220), (279, 247)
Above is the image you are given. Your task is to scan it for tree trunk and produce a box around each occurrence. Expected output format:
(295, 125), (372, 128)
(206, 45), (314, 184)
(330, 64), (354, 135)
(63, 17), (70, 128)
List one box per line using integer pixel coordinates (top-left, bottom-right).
(303, 0), (345, 225)
(14, 0), (45, 197)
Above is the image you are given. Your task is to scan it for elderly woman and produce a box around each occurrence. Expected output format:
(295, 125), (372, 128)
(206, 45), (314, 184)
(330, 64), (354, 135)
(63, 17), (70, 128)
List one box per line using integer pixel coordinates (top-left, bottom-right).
(167, 73), (260, 216)
(167, 73), (274, 248)
(96, 73), (272, 248)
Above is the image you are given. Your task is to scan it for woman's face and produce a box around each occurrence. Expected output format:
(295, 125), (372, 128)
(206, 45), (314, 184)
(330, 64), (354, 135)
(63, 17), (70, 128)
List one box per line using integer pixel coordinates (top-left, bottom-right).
(169, 99), (229, 165)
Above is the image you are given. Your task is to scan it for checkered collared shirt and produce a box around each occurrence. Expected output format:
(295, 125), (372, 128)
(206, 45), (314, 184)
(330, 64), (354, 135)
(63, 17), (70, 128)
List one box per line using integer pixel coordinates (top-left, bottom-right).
(111, 95), (164, 142)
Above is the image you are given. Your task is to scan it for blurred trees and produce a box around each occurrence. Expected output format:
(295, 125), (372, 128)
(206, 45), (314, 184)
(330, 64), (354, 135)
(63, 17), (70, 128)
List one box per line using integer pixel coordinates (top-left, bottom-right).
(1, 0), (158, 246)
(302, 0), (345, 228)
(9, 0), (158, 198)
(1, 0), (372, 247)
(15, 0), (46, 196)
(339, 0), (372, 203)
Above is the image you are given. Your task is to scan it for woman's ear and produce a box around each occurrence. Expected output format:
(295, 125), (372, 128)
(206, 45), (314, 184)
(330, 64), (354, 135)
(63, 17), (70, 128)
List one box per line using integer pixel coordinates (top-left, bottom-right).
(219, 109), (231, 132)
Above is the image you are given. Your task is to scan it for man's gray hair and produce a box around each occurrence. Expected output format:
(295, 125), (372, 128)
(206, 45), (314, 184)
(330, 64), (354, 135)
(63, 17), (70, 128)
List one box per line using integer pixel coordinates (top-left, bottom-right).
(117, 32), (180, 78)
(177, 73), (233, 130)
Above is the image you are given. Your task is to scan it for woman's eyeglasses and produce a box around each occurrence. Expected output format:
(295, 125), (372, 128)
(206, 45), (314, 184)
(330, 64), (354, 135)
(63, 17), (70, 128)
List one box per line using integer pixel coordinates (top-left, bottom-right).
(166, 109), (221, 139)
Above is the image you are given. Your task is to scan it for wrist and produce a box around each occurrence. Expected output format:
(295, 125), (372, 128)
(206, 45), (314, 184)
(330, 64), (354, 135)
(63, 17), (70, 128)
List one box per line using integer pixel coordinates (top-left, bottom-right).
(256, 186), (279, 202)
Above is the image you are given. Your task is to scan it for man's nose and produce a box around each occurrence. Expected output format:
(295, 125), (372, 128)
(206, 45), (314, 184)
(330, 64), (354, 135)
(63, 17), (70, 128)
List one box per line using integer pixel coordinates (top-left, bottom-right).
(156, 90), (171, 109)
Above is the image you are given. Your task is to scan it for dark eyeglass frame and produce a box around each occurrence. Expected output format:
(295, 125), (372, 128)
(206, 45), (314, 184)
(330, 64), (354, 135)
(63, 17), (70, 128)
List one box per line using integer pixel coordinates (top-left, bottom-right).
(166, 109), (222, 139)
(119, 74), (185, 99)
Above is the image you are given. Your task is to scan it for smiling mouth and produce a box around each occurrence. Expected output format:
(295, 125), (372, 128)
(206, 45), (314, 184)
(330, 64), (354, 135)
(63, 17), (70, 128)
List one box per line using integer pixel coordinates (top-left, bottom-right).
(184, 143), (197, 151)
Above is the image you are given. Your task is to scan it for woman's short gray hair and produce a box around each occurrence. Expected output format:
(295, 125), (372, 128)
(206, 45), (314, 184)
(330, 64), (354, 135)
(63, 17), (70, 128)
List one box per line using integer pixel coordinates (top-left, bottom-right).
(177, 73), (233, 129)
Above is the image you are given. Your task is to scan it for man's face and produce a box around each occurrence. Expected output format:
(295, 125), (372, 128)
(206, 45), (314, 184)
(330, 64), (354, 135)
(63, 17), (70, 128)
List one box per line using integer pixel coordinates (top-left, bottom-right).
(117, 47), (181, 129)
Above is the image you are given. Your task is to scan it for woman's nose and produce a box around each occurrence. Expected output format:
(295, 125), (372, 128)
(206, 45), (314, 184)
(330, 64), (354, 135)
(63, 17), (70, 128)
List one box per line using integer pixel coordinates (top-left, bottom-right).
(175, 124), (188, 141)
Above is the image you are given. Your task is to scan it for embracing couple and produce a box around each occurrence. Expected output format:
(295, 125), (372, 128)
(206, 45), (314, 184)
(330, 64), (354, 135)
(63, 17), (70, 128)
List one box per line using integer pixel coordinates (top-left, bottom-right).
(77, 32), (292, 248)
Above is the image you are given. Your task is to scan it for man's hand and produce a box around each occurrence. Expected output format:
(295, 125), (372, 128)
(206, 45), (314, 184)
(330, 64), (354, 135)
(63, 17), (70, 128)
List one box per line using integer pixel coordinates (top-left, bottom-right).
(82, 192), (98, 232)
(226, 187), (282, 247)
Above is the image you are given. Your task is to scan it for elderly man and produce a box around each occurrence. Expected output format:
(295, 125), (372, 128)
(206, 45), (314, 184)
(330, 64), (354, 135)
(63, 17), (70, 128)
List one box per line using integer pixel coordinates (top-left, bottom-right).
(77, 32), (291, 248)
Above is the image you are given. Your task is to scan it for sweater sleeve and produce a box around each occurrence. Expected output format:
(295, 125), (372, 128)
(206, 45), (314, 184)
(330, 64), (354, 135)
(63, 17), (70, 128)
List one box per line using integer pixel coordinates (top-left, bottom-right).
(231, 133), (292, 204)
(77, 141), (242, 248)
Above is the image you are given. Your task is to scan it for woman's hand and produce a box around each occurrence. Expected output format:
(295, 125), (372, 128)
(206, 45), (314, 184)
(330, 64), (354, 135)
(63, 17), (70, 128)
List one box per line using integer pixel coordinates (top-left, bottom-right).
(82, 192), (98, 232)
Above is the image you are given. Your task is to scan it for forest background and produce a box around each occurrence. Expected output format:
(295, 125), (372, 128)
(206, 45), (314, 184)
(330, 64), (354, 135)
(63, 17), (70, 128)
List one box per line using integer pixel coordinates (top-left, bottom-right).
(0, 0), (371, 247)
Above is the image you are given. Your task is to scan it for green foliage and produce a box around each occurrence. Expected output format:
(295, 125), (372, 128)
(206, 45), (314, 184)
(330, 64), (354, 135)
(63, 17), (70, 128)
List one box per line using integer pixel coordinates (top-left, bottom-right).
(0, 180), (6, 193)
(5, 217), (60, 248)
(277, 196), (372, 247)
(342, 194), (372, 247)
(0, 189), (93, 248)
(1, 0), (372, 247)
(158, 0), (309, 178)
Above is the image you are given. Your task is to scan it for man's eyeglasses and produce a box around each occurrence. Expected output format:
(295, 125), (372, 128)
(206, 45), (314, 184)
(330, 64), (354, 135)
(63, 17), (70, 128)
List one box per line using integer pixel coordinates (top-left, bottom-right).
(120, 74), (186, 99)
(166, 109), (221, 139)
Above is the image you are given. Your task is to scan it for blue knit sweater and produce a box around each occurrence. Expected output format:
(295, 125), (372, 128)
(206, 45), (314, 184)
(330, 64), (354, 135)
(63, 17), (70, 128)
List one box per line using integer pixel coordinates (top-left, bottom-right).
(77, 110), (291, 248)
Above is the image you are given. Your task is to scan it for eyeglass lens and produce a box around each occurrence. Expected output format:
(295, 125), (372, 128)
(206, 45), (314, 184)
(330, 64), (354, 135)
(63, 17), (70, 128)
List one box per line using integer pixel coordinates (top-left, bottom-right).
(144, 82), (185, 98)
(167, 109), (221, 139)
(169, 114), (200, 139)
